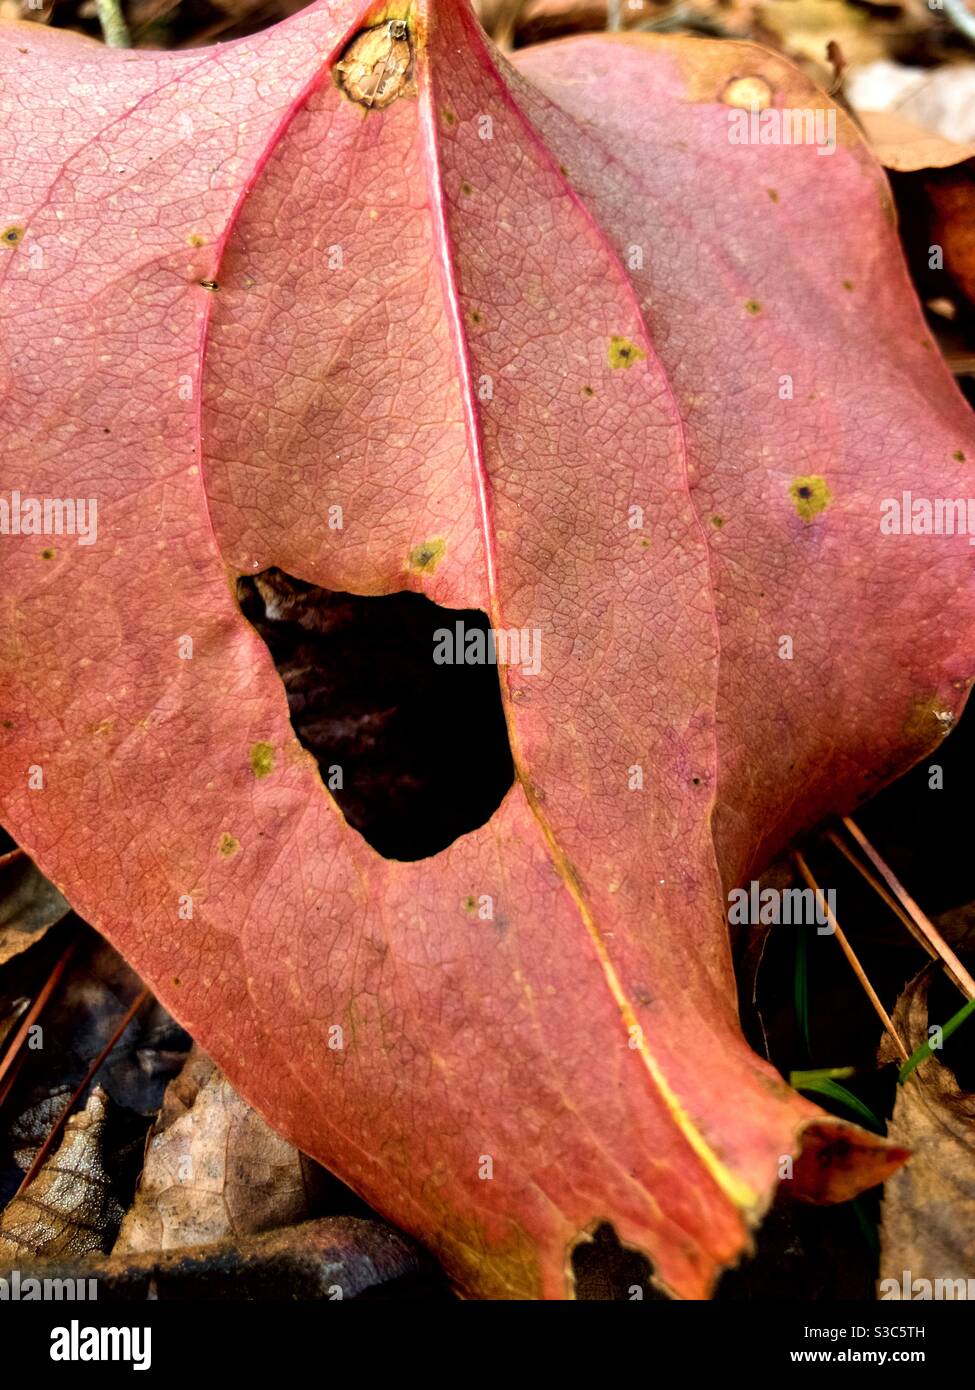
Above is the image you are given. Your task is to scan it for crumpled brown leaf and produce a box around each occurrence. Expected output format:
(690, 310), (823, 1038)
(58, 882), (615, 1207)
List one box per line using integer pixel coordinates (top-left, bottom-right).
(879, 972), (975, 1293)
(0, 848), (70, 967)
(0, 1086), (124, 1259)
(115, 1047), (331, 1254)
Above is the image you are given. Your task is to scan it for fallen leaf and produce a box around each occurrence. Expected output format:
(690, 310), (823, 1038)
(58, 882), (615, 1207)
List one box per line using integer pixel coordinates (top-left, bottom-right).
(846, 59), (975, 147)
(857, 109), (975, 173)
(878, 972), (975, 1294)
(923, 165), (975, 312)
(1, 1214), (444, 1299)
(0, 847), (70, 966)
(0, 1087), (124, 1259)
(0, 4), (970, 1299)
(115, 1047), (333, 1253)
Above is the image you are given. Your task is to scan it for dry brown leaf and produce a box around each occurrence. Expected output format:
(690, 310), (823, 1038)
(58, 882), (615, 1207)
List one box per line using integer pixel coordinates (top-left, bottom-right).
(0, 1086), (123, 1259)
(114, 1047), (328, 1254)
(2, 1215), (441, 1300)
(857, 109), (975, 172)
(879, 973), (975, 1294)
(847, 60), (975, 147)
(0, 848), (70, 967)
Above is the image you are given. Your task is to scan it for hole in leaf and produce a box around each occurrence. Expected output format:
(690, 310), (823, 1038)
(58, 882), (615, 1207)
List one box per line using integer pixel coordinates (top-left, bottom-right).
(238, 568), (515, 862)
(571, 1222), (665, 1301)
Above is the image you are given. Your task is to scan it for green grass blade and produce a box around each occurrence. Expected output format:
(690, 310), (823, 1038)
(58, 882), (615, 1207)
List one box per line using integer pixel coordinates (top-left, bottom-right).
(898, 996), (975, 1084)
(791, 1075), (882, 1131)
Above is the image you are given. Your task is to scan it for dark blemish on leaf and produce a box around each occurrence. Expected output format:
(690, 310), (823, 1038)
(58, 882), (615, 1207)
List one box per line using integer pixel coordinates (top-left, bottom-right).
(789, 475), (832, 522)
(40, 548), (55, 560)
(767, 189), (779, 203)
(173, 976), (181, 986)
(460, 181), (473, 196)
(250, 741), (274, 778)
(442, 107), (456, 126)
(711, 515), (724, 528)
(559, 164), (568, 176)
(639, 538), (650, 550)
(581, 385), (595, 397)
(463, 896), (477, 914)
(408, 537), (446, 573)
(953, 449), (966, 462)
(335, 20), (414, 110)
(200, 280), (219, 291)
(103, 427), (111, 434)
(187, 233), (205, 248)
(842, 280), (854, 291)
(2, 720), (13, 729)
(608, 336), (645, 369)
(2, 226), (25, 247)
(745, 299), (762, 316)
(468, 308), (483, 326)
(692, 776), (701, 786)
(218, 832), (240, 857)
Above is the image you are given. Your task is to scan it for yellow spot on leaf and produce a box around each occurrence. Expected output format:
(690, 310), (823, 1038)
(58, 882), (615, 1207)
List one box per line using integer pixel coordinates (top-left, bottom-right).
(408, 537), (446, 573)
(2, 226), (24, 247)
(218, 832), (240, 857)
(722, 76), (772, 110)
(744, 299), (762, 316)
(187, 233), (205, 247)
(40, 547), (55, 560)
(608, 336), (645, 369)
(789, 475), (832, 522)
(953, 449), (966, 462)
(250, 741), (274, 778)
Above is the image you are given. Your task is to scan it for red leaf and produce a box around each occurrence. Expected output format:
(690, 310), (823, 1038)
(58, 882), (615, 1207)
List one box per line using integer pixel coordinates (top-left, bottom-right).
(0, 3), (969, 1297)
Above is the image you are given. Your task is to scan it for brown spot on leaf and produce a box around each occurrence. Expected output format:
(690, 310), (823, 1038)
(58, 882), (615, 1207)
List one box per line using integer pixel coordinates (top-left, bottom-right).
(408, 537), (446, 573)
(335, 20), (414, 110)
(903, 694), (955, 748)
(2, 226), (24, 248)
